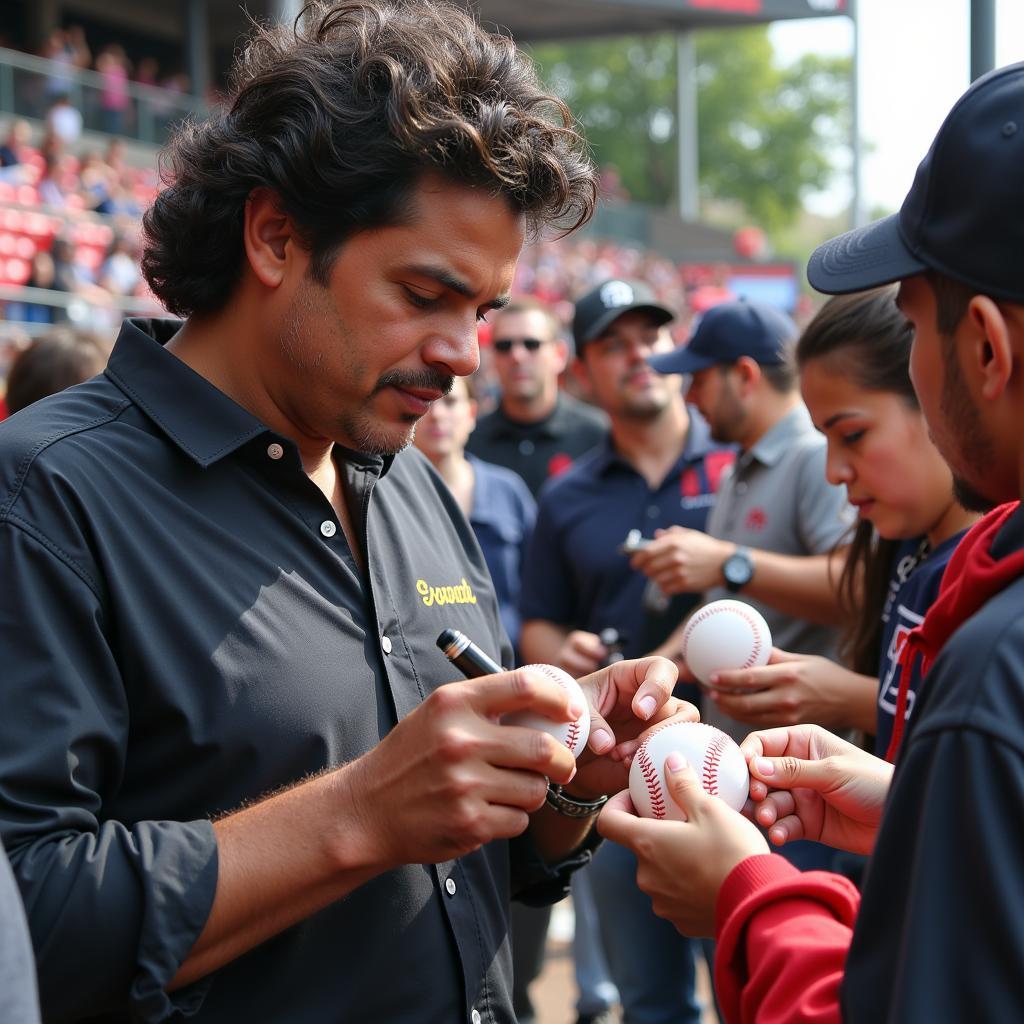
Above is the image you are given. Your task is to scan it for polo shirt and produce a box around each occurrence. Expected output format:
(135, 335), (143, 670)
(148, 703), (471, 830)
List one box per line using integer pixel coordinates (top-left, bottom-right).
(467, 392), (608, 498)
(0, 318), (585, 1024)
(520, 410), (735, 660)
(701, 405), (854, 742)
(467, 454), (536, 658)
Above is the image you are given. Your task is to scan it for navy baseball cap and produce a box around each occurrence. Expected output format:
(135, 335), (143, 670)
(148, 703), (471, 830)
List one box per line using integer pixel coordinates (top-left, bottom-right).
(572, 279), (674, 350)
(808, 61), (1024, 302)
(647, 300), (797, 376)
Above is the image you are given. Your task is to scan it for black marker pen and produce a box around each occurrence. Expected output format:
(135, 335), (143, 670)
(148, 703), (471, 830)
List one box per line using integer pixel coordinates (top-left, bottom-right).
(436, 628), (504, 678)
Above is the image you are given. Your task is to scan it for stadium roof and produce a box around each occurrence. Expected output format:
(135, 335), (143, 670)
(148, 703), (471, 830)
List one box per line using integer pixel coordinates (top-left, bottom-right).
(470, 0), (850, 42)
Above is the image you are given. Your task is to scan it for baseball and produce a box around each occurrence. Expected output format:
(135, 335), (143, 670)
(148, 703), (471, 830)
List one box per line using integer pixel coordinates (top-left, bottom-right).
(502, 664), (591, 758)
(681, 599), (771, 686)
(629, 721), (749, 818)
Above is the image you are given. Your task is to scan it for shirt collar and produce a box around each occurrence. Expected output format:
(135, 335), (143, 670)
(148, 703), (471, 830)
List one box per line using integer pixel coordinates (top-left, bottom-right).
(105, 318), (266, 468)
(491, 394), (566, 440)
(747, 404), (815, 468)
(105, 318), (392, 475)
(595, 405), (723, 477)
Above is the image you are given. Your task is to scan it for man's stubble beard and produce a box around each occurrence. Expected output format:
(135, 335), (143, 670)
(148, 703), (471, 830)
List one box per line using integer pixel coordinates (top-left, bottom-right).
(939, 335), (997, 513)
(280, 278), (450, 457)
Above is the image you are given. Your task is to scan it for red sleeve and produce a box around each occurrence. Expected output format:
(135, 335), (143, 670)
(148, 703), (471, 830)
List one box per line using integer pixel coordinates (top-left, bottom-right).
(714, 854), (860, 1024)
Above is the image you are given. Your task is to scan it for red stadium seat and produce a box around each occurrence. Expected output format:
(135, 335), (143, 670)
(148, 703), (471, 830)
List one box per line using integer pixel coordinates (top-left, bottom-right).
(1, 209), (23, 232)
(3, 257), (30, 285)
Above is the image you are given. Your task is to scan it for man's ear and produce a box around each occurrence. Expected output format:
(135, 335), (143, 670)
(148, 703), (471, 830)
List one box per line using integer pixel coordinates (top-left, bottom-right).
(552, 338), (570, 376)
(243, 187), (299, 289)
(733, 355), (762, 394)
(966, 296), (1013, 402)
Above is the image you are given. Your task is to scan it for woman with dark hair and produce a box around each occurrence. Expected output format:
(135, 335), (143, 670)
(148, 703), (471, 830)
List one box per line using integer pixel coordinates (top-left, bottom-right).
(706, 286), (977, 756)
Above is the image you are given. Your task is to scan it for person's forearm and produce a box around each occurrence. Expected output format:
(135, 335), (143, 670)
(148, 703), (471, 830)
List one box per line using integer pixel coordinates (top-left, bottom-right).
(527, 798), (598, 864)
(520, 620), (571, 666)
(716, 856), (856, 1024)
(740, 550), (844, 625)
(170, 764), (381, 990)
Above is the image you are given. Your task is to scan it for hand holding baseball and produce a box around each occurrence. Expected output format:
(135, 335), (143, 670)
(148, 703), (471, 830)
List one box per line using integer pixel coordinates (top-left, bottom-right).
(342, 668), (581, 870)
(568, 655), (694, 801)
(680, 599), (772, 686)
(742, 724), (894, 855)
(629, 526), (732, 595)
(707, 649), (878, 731)
(599, 755), (768, 936)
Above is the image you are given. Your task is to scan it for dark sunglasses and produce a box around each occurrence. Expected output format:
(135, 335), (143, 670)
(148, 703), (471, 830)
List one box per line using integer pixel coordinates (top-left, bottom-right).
(493, 337), (546, 354)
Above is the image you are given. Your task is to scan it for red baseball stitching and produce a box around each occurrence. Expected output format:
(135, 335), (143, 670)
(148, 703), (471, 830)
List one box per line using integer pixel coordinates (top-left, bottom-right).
(682, 603), (766, 669)
(565, 717), (580, 751)
(635, 742), (667, 818)
(531, 664), (582, 750)
(703, 731), (730, 797)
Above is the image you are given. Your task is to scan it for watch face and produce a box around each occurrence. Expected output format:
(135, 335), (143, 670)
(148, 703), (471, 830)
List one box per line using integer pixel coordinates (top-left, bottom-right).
(723, 552), (753, 586)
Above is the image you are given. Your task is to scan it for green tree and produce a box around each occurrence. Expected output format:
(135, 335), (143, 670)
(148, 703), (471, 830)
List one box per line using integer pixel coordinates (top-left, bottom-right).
(530, 27), (850, 232)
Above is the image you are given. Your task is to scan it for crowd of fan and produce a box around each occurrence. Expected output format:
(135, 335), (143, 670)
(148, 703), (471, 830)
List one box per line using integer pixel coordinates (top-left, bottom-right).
(0, 27), (794, 347)
(0, 119), (157, 327)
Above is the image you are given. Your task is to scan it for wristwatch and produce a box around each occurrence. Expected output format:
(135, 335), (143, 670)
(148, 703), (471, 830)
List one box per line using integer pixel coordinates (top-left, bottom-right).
(722, 545), (754, 592)
(545, 783), (609, 818)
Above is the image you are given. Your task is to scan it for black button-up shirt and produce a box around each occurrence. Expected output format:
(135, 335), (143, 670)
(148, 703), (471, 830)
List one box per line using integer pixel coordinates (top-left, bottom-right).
(467, 393), (608, 498)
(0, 319), (580, 1023)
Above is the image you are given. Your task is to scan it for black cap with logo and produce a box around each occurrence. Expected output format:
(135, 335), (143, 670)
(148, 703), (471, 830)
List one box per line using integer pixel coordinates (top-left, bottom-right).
(572, 279), (674, 351)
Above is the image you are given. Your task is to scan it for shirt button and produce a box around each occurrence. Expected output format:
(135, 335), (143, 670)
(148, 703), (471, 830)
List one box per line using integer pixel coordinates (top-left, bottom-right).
(381, 635), (393, 655)
(320, 520), (337, 538)
(471, 1010), (481, 1024)
(646, 505), (659, 519)
(266, 442), (284, 460)
(735, 481), (748, 495)
(445, 877), (457, 896)
(518, 440), (535, 456)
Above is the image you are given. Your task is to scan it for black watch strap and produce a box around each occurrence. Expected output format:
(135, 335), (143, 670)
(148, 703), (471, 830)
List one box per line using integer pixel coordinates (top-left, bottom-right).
(723, 545), (754, 592)
(545, 783), (609, 818)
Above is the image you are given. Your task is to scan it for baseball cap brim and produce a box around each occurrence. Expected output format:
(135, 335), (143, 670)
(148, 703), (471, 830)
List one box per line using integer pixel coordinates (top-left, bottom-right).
(646, 346), (717, 376)
(577, 303), (673, 348)
(807, 213), (929, 296)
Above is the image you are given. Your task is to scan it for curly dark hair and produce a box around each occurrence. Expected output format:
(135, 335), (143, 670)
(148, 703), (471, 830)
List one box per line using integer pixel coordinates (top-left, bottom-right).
(142, 0), (597, 318)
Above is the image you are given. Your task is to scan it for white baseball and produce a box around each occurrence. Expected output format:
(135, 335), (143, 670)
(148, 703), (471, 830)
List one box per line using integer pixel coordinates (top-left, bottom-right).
(681, 599), (771, 686)
(629, 721), (749, 818)
(502, 664), (591, 758)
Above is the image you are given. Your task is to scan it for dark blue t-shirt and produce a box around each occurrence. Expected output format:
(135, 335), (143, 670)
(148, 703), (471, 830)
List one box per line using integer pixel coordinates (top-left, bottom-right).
(520, 410), (734, 661)
(467, 454), (535, 659)
(875, 530), (966, 755)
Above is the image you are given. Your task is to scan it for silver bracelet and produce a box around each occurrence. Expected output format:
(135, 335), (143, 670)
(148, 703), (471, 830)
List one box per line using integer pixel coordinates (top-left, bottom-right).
(545, 783), (609, 818)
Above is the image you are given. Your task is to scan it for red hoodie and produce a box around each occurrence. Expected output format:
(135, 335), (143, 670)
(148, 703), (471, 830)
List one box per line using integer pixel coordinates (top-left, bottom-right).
(713, 502), (1024, 1024)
